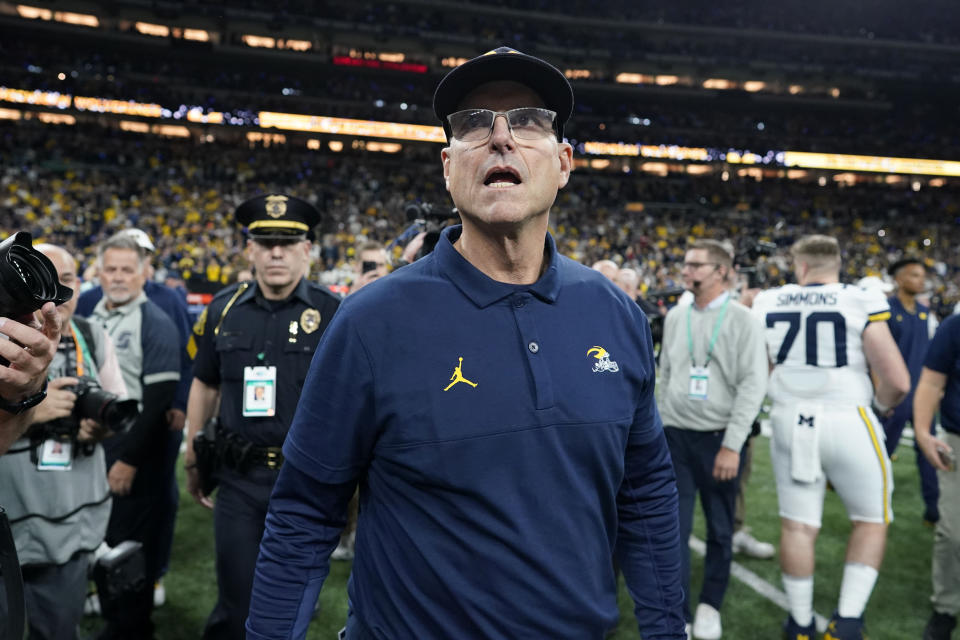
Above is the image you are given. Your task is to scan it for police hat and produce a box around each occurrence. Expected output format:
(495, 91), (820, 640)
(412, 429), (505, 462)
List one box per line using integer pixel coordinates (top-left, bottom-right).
(887, 257), (924, 277)
(235, 194), (321, 241)
(433, 46), (574, 141)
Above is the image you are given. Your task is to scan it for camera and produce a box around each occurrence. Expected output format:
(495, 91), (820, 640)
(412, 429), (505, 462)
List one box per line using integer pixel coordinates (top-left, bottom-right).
(362, 260), (379, 274)
(402, 202), (459, 260)
(36, 377), (139, 441)
(0, 231), (73, 319)
(91, 540), (147, 617)
(736, 240), (778, 289)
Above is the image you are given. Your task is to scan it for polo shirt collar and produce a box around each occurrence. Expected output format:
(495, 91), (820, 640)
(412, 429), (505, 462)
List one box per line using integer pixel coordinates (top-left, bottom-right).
(435, 225), (562, 308)
(93, 291), (147, 317)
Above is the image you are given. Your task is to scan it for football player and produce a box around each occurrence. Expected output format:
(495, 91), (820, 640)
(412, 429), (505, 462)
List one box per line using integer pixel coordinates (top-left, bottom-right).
(752, 235), (909, 640)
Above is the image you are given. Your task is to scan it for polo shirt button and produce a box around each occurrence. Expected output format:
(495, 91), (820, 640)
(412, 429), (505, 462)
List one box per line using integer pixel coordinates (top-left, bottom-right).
(513, 296), (526, 308)
(528, 341), (539, 353)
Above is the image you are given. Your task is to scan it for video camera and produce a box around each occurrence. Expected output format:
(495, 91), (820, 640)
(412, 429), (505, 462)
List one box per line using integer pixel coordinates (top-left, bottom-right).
(735, 240), (778, 289)
(402, 202), (459, 260)
(0, 231), (72, 319)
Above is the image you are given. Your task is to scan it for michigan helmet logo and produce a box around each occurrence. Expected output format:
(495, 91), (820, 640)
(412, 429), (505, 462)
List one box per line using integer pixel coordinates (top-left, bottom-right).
(587, 346), (619, 373)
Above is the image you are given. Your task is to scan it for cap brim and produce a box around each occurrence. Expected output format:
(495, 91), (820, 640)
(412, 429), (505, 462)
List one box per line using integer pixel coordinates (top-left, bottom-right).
(434, 51), (573, 138)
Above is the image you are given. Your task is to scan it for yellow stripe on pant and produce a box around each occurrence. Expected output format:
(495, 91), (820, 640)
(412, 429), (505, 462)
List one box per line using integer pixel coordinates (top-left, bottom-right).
(858, 406), (891, 524)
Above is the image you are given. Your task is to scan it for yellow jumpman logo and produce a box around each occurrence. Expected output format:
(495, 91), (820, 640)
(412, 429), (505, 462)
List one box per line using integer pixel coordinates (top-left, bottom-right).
(443, 357), (478, 391)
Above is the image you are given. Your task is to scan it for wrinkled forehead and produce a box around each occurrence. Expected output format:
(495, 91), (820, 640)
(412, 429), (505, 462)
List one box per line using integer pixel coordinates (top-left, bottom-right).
(457, 81), (547, 112)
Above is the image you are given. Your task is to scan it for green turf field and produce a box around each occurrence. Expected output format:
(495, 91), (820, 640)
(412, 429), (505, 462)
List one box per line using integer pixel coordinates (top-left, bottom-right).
(81, 435), (938, 639)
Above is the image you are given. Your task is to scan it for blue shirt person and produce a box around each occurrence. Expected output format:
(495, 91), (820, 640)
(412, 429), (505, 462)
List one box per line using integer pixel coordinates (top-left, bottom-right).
(246, 47), (685, 640)
(882, 257), (939, 524)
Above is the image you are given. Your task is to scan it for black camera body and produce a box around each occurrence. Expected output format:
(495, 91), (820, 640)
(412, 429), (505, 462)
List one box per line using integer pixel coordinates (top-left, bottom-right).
(402, 202), (459, 260)
(31, 377), (139, 444)
(736, 240), (778, 289)
(91, 540), (147, 618)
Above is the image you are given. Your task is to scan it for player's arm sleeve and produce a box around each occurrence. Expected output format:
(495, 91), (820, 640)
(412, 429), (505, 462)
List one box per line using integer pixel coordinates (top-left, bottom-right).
(121, 310), (180, 466)
(722, 311), (768, 452)
(617, 320), (686, 639)
(247, 305), (377, 637)
(246, 466), (356, 640)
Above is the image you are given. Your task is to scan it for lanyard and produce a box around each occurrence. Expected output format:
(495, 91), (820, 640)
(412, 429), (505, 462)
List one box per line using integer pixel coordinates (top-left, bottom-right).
(69, 321), (86, 377)
(686, 296), (730, 368)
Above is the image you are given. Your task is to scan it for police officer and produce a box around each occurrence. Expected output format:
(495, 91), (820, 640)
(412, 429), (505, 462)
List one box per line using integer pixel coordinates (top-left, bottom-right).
(183, 194), (340, 640)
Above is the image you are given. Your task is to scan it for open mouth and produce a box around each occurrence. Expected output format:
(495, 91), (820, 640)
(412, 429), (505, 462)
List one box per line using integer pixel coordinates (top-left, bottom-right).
(484, 167), (522, 188)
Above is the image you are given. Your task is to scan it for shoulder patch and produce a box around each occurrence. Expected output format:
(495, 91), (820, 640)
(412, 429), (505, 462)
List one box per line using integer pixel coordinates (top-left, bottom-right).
(193, 307), (208, 337)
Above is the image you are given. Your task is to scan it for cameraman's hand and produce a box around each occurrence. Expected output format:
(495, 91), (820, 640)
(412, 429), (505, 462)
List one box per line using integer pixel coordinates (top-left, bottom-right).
(30, 377), (79, 425)
(108, 460), (137, 496)
(166, 408), (186, 432)
(77, 418), (109, 443)
(0, 303), (61, 402)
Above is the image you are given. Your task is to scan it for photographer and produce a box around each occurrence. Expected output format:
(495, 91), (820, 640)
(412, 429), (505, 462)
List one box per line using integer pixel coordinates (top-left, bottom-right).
(0, 303), (61, 455)
(0, 244), (125, 639)
(349, 241), (389, 294)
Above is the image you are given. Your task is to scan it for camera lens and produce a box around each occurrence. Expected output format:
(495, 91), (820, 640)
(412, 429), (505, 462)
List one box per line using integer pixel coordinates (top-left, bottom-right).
(0, 232), (73, 318)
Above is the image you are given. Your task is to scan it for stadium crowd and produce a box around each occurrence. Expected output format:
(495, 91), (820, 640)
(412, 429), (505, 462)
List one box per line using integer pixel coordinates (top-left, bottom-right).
(2, 6), (960, 637)
(3, 118), (959, 316)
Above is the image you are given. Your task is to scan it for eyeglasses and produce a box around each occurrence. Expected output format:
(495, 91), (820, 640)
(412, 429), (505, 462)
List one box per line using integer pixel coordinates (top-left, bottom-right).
(447, 107), (557, 142)
(682, 261), (719, 270)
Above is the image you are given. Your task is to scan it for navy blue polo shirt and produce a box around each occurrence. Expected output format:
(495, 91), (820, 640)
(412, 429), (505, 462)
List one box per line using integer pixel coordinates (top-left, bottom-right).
(887, 296), (931, 385)
(924, 314), (960, 435)
(248, 226), (684, 639)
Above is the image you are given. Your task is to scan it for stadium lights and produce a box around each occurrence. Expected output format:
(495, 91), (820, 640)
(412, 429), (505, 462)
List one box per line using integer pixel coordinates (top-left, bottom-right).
(783, 151), (960, 178)
(243, 35), (275, 48)
(16, 6), (99, 26)
(0, 87), (72, 109)
(258, 111), (446, 143)
(703, 79), (734, 90)
(36, 112), (75, 125)
(0, 108), (22, 120)
(565, 69), (592, 79)
(55, 11), (98, 27)
(743, 81), (766, 93)
(135, 22), (170, 37)
(74, 96), (163, 118)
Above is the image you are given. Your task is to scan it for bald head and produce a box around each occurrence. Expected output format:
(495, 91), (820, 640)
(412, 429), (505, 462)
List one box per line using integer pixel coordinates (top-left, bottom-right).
(592, 259), (619, 282)
(35, 243), (78, 330)
(615, 267), (640, 299)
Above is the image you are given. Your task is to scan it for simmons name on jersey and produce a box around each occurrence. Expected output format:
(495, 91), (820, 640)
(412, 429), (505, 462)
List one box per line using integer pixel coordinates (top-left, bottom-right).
(752, 283), (891, 406)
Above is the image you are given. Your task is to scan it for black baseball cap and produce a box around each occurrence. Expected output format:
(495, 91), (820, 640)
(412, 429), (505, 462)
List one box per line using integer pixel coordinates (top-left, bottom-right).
(433, 46), (574, 141)
(887, 257), (925, 276)
(235, 194), (321, 241)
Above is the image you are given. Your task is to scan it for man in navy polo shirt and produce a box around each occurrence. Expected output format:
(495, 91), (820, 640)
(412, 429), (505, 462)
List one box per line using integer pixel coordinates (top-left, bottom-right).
(246, 47), (685, 640)
(882, 257), (940, 524)
(915, 315), (960, 640)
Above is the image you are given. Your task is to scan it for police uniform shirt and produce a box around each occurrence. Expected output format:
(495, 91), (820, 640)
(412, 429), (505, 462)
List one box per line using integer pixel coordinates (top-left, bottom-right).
(191, 277), (340, 446)
(924, 315), (960, 435)
(254, 225), (683, 639)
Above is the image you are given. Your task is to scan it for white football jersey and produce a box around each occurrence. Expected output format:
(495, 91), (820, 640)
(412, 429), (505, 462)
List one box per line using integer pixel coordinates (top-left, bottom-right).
(752, 283), (890, 405)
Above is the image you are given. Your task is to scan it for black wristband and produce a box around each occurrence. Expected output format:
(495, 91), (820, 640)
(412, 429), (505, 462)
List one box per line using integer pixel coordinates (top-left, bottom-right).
(0, 379), (48, 416)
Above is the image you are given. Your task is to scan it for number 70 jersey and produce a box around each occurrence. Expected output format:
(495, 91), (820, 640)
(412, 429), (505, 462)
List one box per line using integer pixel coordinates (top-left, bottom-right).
(751, 283), (891, 406)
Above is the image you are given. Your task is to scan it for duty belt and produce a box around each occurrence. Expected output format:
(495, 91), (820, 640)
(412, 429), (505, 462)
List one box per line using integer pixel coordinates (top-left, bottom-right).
(218, 428), (285, 472)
